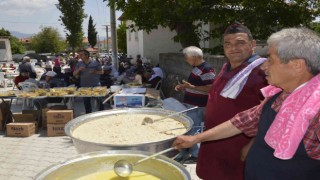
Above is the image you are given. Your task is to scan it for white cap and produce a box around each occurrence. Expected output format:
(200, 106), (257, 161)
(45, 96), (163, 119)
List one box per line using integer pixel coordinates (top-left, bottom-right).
(46, 71), (57, 77)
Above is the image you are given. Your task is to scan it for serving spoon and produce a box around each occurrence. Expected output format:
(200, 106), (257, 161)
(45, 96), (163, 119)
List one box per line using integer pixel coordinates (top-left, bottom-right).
(114, 147), (175, 177)
(159, 125), (204, 134)
(142, 106), (198, 125)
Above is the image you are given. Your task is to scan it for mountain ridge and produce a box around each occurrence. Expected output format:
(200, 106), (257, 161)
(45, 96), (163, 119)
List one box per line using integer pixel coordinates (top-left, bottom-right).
(10, 31), (33, 38)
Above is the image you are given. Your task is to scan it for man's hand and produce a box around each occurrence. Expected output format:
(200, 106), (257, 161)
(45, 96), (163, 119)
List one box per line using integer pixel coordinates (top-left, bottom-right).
(174, 80), (194, 91)
(175, 84), (186, 91)
(173, 135), (198, 150)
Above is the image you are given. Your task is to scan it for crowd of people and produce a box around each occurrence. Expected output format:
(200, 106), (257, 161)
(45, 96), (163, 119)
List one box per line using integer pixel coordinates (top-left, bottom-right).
(13, 50), (164, 113)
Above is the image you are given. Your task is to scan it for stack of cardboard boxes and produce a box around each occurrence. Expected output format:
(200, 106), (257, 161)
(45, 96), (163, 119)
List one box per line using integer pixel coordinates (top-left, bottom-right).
(5, 108), (74, 137)
(46, 110), (73, 137)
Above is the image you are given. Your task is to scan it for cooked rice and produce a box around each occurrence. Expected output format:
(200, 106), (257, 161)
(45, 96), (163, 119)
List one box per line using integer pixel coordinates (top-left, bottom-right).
(72, 114), (187, 145)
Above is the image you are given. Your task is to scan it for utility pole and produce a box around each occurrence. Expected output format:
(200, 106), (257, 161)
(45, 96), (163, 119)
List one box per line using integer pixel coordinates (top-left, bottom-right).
(110, 2), (118, 69)
(102, 25), (110, 53)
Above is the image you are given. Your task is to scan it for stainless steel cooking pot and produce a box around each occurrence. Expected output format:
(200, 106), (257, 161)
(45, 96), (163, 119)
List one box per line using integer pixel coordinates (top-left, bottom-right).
(35, 150), (191, 180)
(65, 108), (193, 154)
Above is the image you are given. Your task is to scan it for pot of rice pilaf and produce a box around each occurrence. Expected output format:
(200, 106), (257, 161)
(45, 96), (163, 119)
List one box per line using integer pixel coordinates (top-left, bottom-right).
(65, 108), (193, 155)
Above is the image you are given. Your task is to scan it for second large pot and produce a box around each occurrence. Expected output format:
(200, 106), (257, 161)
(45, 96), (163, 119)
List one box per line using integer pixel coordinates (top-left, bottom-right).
(65, 108), (193, 154)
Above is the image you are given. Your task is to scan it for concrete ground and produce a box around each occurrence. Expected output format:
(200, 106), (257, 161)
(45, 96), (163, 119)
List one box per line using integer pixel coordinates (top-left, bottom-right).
(0, 87), (200, 180)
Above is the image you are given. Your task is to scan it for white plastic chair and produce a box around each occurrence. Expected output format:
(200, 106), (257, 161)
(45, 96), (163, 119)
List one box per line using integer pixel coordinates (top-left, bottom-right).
(0, 72), (8, 88)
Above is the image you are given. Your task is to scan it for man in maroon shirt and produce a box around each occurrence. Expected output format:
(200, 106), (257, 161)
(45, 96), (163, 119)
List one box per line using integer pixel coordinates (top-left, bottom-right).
(175, 23), (267, 179)
(174, 28), (320, 179)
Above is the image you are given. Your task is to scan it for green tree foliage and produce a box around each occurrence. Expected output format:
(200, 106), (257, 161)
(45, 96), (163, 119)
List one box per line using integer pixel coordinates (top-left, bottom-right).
(117, 22), (127, 53)
(88, 15), (97, 48)
(30, 27), (66, 54)
(310, 22), (320, 34)
(57, 0), (86, 52)
(0, 28), (25, 54)
(109, 0), (319, 51)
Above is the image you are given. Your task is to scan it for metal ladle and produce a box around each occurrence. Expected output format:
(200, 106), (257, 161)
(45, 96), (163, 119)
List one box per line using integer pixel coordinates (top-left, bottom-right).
(142, 106), (198, 125)
(113, 147), (175, 177)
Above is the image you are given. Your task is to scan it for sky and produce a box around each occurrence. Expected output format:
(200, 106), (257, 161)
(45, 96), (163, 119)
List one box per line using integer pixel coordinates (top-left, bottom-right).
(0, 0), (121, 39)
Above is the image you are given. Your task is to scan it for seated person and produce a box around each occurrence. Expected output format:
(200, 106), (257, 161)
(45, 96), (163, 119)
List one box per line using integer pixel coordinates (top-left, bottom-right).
(52, 66), (68, 87)
(40, 64), (53, 81)
(24, 71), (40, 87)
(130, 68), (147, 85)
(9, 64), (16, 70)
(104, 60), (119, 79)
(42, 71), (66, 88)
(63, 68), (73, 86)
(14, 70), (29, 90)
(34, 71), (66, 110)
(100, 66), (113, 87)
(146, 67), (163, 89)
(121, 64), (136, 84)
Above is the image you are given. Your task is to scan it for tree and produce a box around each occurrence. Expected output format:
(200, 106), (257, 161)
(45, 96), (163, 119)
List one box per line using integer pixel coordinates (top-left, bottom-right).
(30, 27), (66, 54)
(57, 0), (86, 53)
(0, 28), (25, 54)
(109, 0), (319, 51)
(117, 22), (127, 53)
(88, 15), (97, 48)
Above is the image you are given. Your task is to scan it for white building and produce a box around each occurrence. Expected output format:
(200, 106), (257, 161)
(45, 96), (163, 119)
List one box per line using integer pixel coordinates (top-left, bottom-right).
(125, 20), (217, 65)
(0, 37), (12, 62)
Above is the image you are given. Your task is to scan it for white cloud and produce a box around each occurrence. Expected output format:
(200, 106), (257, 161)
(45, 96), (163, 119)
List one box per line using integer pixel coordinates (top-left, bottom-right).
(0, 0), (58, 16)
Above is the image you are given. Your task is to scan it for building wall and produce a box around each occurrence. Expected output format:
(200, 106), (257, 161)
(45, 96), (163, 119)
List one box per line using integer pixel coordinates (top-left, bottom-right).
(125, 22), (218, 65)
(142, 26), (182, 65)
(159, 53), (226, 99)
(0, 38), (12, 61)
(126, 20), (141, 60)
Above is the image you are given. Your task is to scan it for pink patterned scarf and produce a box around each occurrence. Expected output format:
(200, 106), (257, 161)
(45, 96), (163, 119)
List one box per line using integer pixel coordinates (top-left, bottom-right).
(261, 74), (320, 159)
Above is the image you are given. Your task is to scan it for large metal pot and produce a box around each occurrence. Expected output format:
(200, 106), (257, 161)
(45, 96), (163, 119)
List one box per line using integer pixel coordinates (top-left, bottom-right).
(65, 108), (193, 154)
(35, 150), (191, 180)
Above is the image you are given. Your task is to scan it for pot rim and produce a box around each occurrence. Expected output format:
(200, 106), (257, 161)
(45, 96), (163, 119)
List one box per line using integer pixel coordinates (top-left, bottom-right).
(64, 108), (194, 147)
(34, 150), (191, 180)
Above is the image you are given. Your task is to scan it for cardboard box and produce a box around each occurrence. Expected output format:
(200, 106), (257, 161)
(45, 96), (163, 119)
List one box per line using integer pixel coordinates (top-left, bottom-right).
(22, 110), (40, 120)
(47, 124), (66, 137)
(13, 113), (36, 123)
(47, 110), (73, 124)
(12, 113), (39, 132)
(6, 123), (35, 137)
(114, 94), (145, 108)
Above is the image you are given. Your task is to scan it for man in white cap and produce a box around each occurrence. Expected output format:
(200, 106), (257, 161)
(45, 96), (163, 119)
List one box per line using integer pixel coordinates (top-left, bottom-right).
(44, 71), (65, 88)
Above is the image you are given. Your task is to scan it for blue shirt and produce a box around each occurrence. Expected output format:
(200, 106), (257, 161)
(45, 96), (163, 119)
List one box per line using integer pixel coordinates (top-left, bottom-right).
(75, 60), (102, 87)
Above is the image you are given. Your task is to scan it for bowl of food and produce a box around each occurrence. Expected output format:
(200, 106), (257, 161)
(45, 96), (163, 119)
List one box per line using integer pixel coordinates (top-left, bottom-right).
(65, 108), (193, 154)
(35, 150), (191, 180)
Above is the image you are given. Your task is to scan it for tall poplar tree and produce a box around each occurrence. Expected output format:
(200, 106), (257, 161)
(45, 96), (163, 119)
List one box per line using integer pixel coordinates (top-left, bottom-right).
(57, 0), (86, 53)
(88, 15), (97, 48)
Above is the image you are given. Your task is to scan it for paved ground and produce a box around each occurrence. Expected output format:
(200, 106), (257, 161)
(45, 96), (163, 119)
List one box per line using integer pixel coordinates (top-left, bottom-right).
(0, 87), (200, 180)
